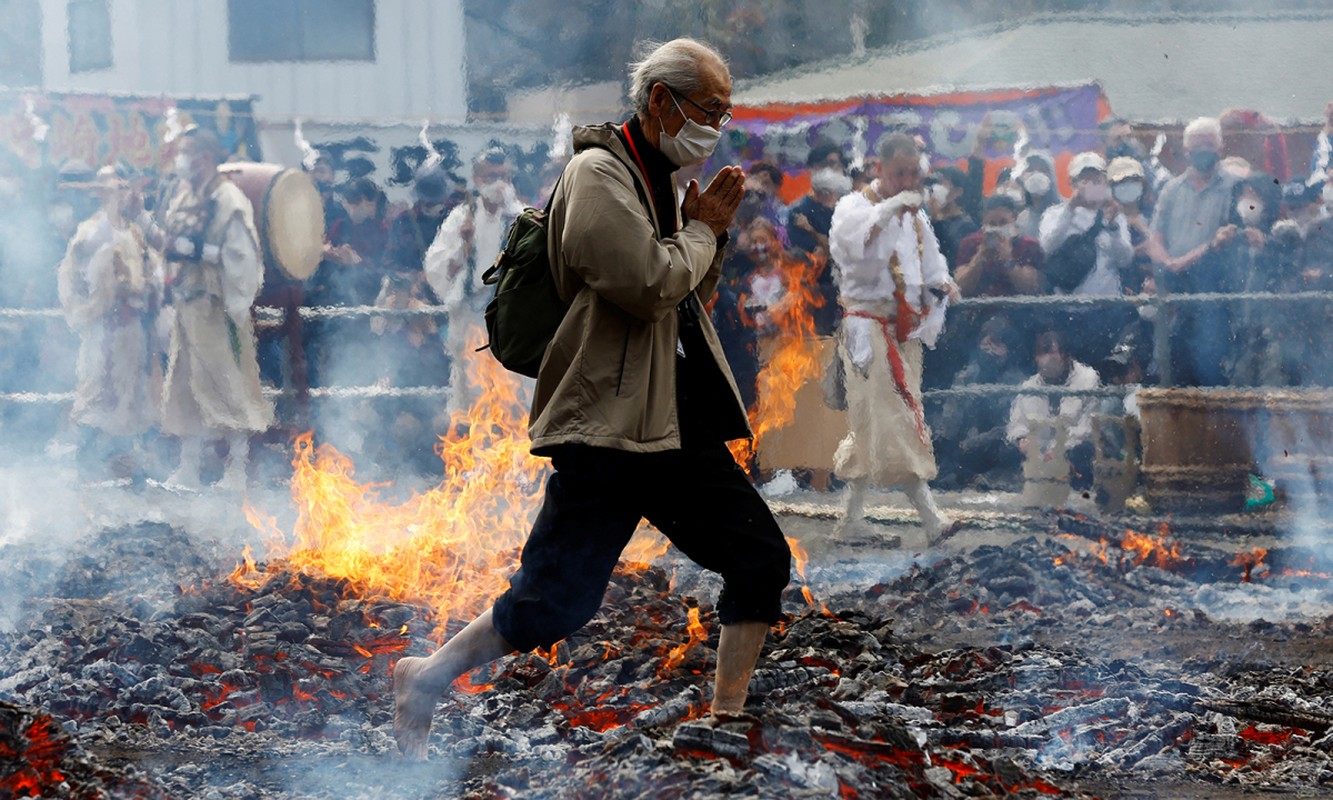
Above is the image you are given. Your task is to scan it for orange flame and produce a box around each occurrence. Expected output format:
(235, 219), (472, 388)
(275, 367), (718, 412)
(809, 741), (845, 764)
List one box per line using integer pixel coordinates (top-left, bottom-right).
(660, 606), (708, 676)
(1119, 523), (1181, 569)
(1231, 547), (1268, 583)
(243, 330), (665, 640)
(728, 251), (827, 468)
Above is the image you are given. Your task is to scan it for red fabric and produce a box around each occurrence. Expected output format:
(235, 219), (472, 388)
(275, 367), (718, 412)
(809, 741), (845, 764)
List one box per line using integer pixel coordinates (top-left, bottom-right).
(845, 310), (928, 447)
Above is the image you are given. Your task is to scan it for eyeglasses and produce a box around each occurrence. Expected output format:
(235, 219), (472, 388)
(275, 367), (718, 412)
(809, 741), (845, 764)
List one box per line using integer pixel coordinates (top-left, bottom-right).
(667, 86), (733, 128)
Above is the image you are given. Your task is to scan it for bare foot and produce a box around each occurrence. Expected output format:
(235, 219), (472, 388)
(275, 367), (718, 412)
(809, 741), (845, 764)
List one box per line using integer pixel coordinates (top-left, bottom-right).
(393, 656), (438, 760)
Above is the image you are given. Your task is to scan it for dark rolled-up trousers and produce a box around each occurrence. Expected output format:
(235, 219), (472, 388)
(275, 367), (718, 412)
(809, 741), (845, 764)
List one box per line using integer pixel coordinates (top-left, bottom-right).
(492, 441), (792, 652)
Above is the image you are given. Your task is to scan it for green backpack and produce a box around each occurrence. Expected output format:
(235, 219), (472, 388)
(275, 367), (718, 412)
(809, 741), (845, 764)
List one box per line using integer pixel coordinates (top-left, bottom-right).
(480, 185), (567, 379)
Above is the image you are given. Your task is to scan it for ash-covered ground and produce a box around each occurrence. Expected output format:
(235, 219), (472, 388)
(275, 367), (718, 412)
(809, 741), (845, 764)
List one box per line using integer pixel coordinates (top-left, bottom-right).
(2, 458), (1332, 799)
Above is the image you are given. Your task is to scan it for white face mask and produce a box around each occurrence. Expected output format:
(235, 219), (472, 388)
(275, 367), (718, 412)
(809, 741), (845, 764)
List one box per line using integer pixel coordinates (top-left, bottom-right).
(1021, 171), (1051, 197)
(984, 223), (1018, 239)
(174, 153), (192, 176)
(1322, 185), (1333, 207)
(478, 180), (511, 206)
(1237, 199), (1263, 226)
(1081, 181), (1111, 204)
(659, 94), (722, 168)
(1112, 181), (1144, 204)
(927, 184), (950, 208)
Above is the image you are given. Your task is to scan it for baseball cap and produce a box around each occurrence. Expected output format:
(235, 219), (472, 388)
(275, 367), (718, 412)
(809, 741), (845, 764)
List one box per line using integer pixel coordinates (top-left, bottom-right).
(1107, 156), (1145, 183)
(1068, 151), (1108, 179)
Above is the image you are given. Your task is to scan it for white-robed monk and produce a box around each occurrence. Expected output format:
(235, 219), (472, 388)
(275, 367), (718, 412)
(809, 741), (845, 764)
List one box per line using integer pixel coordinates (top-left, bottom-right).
(828, 132), (959, 544)
(150, 127), (273, 490)
(423, 147), (525, 417)
(57, 167), (162, 455)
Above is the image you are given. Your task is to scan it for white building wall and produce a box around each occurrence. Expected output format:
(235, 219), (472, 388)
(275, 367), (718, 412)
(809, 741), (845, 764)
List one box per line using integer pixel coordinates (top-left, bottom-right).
(735, 11), (1333, 124)
(38, 0), (467, 123)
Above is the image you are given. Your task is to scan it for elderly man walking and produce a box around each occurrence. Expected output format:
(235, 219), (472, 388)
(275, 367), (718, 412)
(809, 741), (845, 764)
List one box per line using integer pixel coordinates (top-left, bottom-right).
(393, 38), (792, 760)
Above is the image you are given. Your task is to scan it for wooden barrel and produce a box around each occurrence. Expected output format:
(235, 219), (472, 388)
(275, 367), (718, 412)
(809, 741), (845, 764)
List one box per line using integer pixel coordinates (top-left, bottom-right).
(1137, 387), (1258, 512)
(1253, 389), (1333, 504)
(218, 162), (324, 281)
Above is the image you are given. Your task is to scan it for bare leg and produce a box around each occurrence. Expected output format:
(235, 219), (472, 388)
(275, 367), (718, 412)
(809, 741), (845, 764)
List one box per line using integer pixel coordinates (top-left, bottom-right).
(709, 620), (768, 720)
(393, 607), (516, 760)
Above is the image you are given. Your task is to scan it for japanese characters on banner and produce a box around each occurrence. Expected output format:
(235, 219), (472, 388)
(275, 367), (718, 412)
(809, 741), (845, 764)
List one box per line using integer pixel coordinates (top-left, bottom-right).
(0, 91), (261, 173)
(714, 83), (1111, 203)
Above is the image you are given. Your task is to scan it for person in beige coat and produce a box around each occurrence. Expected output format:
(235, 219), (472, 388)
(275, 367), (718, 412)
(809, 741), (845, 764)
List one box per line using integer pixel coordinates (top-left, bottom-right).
(57, 167), (162, 476)
(393, 38), (792, 761)
(147, 127), (273, 490)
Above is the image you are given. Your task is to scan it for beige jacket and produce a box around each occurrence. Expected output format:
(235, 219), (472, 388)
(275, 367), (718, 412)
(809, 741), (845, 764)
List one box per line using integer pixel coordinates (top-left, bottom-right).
(529, 122), (750, 454)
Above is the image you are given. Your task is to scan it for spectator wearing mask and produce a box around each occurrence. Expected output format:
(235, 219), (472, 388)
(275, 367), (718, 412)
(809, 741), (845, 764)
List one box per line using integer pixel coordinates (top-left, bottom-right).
(789, 167), (851, 337)
(738, 159), (788, 237)
(1109, 157), (1155, 294)
(1217, 174), (1295, 386)
(955, 194), (1045, 298)
(1015, 152), (1061, 241)
(385, 165), (455, 300)
(1147, 117), (1238, 386)
(1039, 151), (1134, 365)
(307, 177), (390, 388)
(934, 315), (1027, 491)
(1006, 330), (1100, 492)
(925, 165), (978, 271)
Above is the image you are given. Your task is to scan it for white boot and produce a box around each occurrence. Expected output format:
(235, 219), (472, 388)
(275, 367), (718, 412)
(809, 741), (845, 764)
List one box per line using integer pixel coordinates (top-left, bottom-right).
(835, 477), (869, 532)
(216, 434), (249, 491)
(905, 477), (954, 545)
(168, 437), (202, 488)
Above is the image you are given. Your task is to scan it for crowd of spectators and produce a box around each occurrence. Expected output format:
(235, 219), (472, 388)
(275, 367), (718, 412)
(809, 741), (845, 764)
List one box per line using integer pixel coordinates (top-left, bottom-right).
(5, 104), (1333, 495)
(711, 109), (1333, 495)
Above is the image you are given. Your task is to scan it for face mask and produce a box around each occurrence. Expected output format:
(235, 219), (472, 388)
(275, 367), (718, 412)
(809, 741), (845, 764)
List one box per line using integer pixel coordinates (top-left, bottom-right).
(478, 180), (510, 206)
(1112, 181), (1144, 204)
(997, 187), (1026, 206)
(421, 202), (445, 217)
(1323, 185), (1333, 207)
(1081, 182), (1111, 203)
(1021, 171), (1051, 197)
(927, 184), (950, 208)
(174, 153), (192, 175)
(1189, 150), (1219, 174)
(659, 94), (722, 167)
(1237, 200), (1263, 226)
(985, 224), (1017, 239)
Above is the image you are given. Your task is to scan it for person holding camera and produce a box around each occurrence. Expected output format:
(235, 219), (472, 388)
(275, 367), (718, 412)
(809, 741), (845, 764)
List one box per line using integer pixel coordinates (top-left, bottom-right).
(954, 193), (1045, 299)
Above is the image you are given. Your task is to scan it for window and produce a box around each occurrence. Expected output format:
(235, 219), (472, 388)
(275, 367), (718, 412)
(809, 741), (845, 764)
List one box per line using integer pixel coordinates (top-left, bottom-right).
(228, 0), (374, 63)
(68, 0), (112, 73)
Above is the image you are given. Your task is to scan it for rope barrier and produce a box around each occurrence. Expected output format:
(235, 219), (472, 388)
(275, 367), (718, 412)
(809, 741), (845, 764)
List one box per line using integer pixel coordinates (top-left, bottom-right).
(1, 287), (1329, 407)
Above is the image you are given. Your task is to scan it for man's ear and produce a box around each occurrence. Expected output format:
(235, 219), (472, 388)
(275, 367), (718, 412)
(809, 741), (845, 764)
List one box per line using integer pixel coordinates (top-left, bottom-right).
(647, 82), (672, 118)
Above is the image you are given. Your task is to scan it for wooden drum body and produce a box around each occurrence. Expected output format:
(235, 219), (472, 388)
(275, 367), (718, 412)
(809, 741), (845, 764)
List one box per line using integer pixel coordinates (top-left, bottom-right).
(219, 162), (324, 283)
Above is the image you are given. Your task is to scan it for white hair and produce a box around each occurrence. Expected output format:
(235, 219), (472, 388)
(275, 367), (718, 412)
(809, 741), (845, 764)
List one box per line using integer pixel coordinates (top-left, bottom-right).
(627, 38), (727, 115)
(1183, 117), (1223, 148)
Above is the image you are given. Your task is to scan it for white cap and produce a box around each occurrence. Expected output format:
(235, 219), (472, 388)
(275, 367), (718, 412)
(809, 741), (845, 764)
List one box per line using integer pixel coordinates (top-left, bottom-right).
(1068, 151), (1107, 179)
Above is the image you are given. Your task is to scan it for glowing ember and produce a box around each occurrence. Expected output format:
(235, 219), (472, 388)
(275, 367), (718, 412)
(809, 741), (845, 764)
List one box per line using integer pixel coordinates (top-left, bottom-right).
(1231, 547), (1268, 583)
